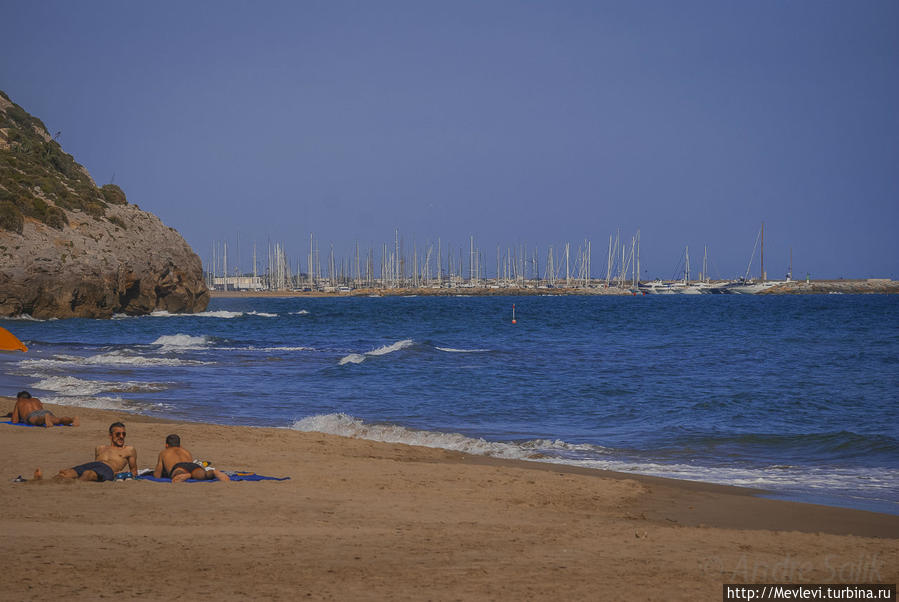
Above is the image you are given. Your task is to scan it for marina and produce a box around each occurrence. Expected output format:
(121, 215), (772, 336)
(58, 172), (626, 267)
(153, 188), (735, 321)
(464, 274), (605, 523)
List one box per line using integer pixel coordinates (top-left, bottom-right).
(206, 224), (894, 296)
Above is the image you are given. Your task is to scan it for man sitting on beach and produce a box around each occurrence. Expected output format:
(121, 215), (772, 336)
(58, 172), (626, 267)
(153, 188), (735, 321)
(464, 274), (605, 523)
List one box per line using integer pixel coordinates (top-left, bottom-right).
(153, 434), (230, 483)
(34, 422), (136, 482)
(12, 390), (78, 427)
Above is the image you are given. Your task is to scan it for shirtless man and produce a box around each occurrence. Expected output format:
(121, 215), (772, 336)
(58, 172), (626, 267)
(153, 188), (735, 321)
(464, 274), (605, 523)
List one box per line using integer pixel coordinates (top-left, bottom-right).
(12, 391), (78, 427)
(153, 434), (230, 483)
(34, 422), (137, 482)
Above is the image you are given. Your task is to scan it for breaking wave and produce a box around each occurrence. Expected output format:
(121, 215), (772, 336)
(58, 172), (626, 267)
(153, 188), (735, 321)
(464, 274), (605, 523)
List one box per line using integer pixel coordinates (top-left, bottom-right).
(251, 346), (312, 352)
(435, 347), (490, 353)
(289, 413), (899, 507)
(291, 413), (529, 459)
(32, 375), (170, 396)
(172, 310), (243, 318)
(151, 334), (211, 349)
(338, 354), (366, 365)
(338, 339), (415, 365)
(18, 351), (211, 369)
(368, 339), (415, 356)
(113, 310), (241, 319)
(84, 351), (210, 366)
(216, 345), (313, 352)
(41, 394), (168, 413)
(115, 310), (275, 319)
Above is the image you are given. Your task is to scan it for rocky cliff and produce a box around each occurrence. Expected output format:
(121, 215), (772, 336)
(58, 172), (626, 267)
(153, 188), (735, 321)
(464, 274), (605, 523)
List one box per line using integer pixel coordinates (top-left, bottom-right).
(0, 91), (209, 318)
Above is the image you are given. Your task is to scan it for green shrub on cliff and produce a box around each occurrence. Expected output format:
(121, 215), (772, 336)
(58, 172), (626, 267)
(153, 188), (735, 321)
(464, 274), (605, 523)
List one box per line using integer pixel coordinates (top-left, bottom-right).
(0, 90), (128, 233)
(45, 205), (69, 229)
(101, 184), (127, 205)
(0, 200), (24, 234)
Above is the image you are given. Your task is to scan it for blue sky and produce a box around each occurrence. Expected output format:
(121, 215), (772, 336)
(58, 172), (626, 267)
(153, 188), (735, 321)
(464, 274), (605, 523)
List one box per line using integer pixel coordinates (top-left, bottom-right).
(2, 1), (897, 279)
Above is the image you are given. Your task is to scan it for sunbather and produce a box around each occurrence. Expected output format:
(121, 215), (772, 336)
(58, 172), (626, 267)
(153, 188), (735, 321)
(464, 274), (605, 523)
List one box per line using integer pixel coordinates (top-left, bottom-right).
(12, 391), (78, 427)
(34, 422), (137, 482)
(153, 434), (230, 482)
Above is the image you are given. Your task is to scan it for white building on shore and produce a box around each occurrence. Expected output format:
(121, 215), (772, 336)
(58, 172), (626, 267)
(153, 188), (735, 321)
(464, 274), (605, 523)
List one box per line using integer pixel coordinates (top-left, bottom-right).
(212, 276), (264, 291)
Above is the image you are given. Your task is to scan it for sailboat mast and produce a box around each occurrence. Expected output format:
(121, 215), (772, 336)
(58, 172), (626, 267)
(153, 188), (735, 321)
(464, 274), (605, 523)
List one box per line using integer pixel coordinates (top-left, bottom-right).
(608, 234), (612, 288)
(685, 246), (690, 284)
(223, 242), (228, 290)
(586, 240), (591, 288)
(702, 245), (707, 283)
(789, 247), (793, 281)
(636, 230), (640, 285)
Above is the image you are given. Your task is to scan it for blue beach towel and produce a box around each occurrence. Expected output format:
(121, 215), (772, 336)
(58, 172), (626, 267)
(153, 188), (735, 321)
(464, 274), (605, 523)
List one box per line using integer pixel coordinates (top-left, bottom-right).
(1, 420), (70, 427)
(137, 473), (290, 482)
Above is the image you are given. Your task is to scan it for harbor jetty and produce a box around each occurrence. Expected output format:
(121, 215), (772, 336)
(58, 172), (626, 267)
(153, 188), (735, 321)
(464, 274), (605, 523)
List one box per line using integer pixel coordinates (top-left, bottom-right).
(211, 279), (897, 298)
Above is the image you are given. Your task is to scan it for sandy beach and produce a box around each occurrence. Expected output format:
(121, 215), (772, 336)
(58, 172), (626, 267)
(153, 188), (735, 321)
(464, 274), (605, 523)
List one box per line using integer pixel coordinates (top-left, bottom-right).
(1, 398), (896, 601)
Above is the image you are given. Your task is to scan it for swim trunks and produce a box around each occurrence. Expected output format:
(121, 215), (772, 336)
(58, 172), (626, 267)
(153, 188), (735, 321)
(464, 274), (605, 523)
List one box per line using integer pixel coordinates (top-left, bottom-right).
(71, 461), (115, 482)
(25, 409), (52, 423)
(169, 461), (202, 478)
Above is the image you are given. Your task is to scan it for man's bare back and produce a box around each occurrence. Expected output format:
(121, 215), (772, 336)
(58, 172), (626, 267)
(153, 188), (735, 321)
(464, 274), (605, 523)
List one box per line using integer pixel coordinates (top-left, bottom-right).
(12, 397), (42, 420)
(11, 391), (78, 427)
(153, 434), (229, 482)
(156, 446), (194, 476)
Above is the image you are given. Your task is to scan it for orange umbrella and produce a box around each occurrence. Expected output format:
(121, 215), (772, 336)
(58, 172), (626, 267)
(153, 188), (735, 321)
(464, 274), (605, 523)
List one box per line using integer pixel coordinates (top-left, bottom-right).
(0, 326), (28, 352)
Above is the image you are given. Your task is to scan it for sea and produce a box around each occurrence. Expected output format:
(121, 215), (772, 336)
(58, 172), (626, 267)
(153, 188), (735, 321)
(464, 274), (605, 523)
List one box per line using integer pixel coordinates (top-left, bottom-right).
(2, 294), (897, 515)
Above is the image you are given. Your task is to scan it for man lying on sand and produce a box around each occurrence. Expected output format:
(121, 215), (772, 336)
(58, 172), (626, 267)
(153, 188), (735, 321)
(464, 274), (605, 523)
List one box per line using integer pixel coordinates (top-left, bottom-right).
(12, 391), (78, 427)
(34, 422), (136, 482)
(153, 434), (230, 482)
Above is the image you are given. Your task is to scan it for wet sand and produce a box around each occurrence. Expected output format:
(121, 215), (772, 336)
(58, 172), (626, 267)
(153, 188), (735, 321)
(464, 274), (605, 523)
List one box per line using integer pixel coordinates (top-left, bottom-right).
(1, 399), (896, 600)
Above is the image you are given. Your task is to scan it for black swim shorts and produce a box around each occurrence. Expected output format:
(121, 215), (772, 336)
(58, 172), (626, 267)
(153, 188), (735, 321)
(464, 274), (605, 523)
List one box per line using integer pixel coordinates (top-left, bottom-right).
(170, 462), (202, 478)
(71, 461), (115, 482)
